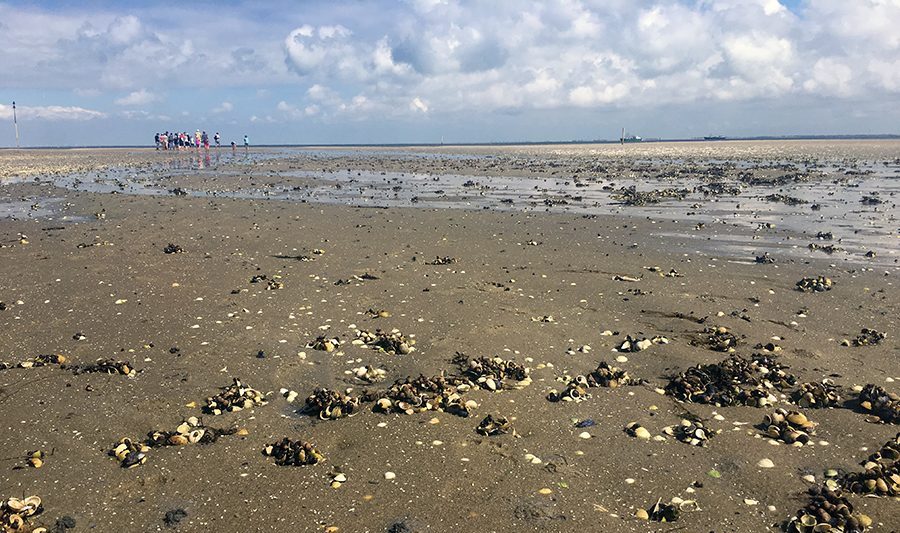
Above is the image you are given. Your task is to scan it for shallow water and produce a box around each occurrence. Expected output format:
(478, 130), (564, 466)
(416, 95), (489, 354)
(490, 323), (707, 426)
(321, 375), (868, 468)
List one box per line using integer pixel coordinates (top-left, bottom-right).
(2, 146), (897, 266)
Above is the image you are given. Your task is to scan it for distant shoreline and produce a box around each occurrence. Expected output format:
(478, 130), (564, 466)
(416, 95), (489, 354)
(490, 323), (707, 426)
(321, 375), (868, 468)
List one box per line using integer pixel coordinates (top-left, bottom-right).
(2, 134), (899, 150)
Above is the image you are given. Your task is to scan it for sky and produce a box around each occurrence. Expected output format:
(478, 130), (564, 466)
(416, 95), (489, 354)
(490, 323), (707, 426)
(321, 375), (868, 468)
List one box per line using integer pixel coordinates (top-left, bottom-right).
(0, 0), (899, 146)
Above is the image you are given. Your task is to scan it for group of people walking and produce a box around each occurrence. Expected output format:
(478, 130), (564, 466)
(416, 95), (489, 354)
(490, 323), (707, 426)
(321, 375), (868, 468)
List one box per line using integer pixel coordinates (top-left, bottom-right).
(154, 130), (249, 153)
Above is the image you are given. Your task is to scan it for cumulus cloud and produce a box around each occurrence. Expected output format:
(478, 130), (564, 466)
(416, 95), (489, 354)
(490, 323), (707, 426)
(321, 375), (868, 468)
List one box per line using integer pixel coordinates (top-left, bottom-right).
(275, 0), (900, 118)
(213, 101), (234, 113)
(114, 89), (159, 106)
(3, 0), (900, 128)
(0, 103), (105, 121)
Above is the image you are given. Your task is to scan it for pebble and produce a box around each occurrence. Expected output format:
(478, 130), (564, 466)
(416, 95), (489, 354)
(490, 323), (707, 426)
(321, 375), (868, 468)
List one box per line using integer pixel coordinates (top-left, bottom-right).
(579, 431), (592, 439)
(384, 471), (396, 480)
(538, 488), (553, 495)
(615, 355), (628, 363)
(757, 458), (775, 468)
(634, 508), (649, 520)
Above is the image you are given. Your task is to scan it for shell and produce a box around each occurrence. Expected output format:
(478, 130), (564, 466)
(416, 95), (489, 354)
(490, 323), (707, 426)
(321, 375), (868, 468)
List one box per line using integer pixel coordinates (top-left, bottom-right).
(188, 429), (206, 444)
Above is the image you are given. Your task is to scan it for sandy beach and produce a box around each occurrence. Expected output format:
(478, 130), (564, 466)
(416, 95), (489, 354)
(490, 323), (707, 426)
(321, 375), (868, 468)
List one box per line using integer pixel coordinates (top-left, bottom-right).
(0, 142), (898, 532)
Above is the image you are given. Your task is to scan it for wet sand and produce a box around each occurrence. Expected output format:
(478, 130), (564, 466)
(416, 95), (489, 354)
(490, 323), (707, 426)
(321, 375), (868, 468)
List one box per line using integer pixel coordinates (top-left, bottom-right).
(0, 142), (898, 532)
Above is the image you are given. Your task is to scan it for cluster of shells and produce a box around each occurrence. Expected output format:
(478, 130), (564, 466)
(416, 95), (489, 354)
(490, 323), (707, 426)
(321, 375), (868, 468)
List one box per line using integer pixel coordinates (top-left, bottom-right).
(663, 419), (716, 447)
(72, 358), (135, 376)
(110, 437), (149, 468)
(616, 335), (668, 352)
(549, 361), (640, 402)
(0, 353), (67, 370)
(354, 328), (415, 355)
(459, 355), (531, 391)
(792, 381), (842, 409)
(203, 378), (267, 415)
(857, 384), (899, 424)
(586, 361), (641, 388)
(796, 276), (833, 292)
(476, 414), (513, 436)
(426, 256), (457, 265)
(148, 416), (235, 447)
(249, 274), (283, 290)
(634, 497), (697, 522)
(1, 496), (43, 532)
(302, 388), (360, 420)
(25, 450), (44, 469)
(263, 438), (325, 467)
(350, 365), (386, 383)
(309, 335), (342, 352)
(665, 354), (796, 407)
(852, 328), (886, 347)
(695, 326), (739, 352)
(365, 308), (391, 318)
(756, 252), (776, 264)
(625, 422), (652, 440)
(840, 433), (899, 497)
(763, 408), (817, 446)
(785, 486), (871, 532)
(373, 374), (476, 417)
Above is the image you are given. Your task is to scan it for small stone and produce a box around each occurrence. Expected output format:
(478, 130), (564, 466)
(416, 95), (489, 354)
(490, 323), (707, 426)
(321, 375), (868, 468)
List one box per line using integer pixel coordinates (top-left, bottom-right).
(757, 458), (774, 468)
(538, 488), (553, 495)
(384, 471), (396, 480)
(801, 475), (815, 483)
(625, 478), (635, 484)
(744, 499), (758, 505)
(579, 431), (592, 439)
(334, 473), (347, 483)
(616, 355), (628, 363)
(634, 509), (649, 520)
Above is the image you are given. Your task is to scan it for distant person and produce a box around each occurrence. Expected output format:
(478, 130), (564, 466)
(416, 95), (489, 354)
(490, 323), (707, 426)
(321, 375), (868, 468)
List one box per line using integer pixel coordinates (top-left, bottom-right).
(231, 141), (236, 154)
(195, 130), (202, 150)
(154, 133), (160, 150)
(201, 131), (209, 150)
(214, 132), (220, 149)
(243, 134), (249, 153)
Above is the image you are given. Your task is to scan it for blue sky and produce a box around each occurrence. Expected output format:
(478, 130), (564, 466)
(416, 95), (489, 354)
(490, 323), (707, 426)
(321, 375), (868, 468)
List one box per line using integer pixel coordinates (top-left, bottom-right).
(1, 0), (898, 146)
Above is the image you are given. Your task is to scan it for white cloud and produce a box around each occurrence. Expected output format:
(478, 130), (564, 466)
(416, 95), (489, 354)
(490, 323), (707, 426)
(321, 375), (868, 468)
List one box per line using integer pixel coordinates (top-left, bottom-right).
(114, 89), (159, 106)
(0, 103), (106, 121)
(3, 0), (900, 127)
(410, 97), (428, 113)
(213, 101), (234, 113)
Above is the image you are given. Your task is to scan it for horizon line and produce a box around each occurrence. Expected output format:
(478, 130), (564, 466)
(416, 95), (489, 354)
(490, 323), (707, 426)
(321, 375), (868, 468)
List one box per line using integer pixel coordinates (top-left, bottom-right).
(2, 133), (899, 150)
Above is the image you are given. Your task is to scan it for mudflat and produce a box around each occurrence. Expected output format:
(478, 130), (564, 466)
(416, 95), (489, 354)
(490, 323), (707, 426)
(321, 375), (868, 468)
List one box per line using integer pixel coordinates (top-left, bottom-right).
(0, 141), (897, 532)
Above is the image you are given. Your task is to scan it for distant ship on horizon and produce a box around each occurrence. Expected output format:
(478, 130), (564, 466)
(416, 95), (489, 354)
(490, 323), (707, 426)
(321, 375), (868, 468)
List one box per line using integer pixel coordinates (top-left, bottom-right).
(620, 128), (642, 143)
(703, 135), (727, 141)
